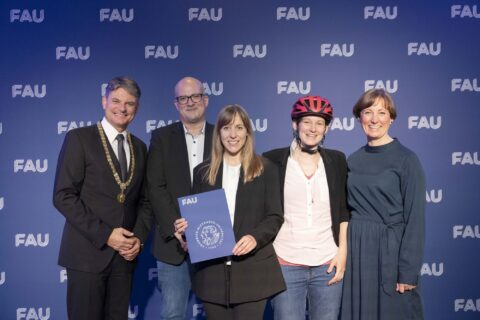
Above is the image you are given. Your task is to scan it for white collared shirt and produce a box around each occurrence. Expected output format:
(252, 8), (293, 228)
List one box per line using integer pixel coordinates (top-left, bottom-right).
(273, 140), (337, 266)
(101, 117), (131, 168)
(222, 160), (241, 225)
(183, 123), (206, 183)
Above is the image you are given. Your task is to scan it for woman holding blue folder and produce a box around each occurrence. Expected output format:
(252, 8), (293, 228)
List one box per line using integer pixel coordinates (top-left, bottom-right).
(176, 104), (286, 319)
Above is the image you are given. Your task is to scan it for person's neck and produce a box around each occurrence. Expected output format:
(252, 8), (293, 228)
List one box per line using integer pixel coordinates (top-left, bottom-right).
(367, 135), (393, 147)
(224, 153), (241, 166)
(183, 120), (205, 136)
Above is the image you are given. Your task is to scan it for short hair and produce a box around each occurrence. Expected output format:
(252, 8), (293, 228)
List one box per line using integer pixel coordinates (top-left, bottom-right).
(105, 76), (141, 100)
(352, 89), (397, 120)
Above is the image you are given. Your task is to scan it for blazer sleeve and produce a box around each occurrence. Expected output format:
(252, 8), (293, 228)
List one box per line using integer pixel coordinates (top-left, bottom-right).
(337, 151), (350, 223)
(398, 153), (426, 285)
(249, 160), (284, 250)
(133, 155), (153, 244)
(52, 129), (112, 249)
(146, 131), (178, 239)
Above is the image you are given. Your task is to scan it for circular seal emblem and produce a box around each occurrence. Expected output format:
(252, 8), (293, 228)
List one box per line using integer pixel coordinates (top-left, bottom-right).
(195, 220), (224, 249)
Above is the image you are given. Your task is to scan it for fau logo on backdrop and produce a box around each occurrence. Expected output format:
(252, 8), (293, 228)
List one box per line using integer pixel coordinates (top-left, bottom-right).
(100, 8), (134, 22)
(0, 122), (2, 135)
(420, 262), (444, 276)
(453, 225), (480, 239)
(193, 304), (206, 317)
(56, 46), (90, 60)
(101, 83), (108, 96)
(320, 43), (354, 57)
(277, 81), (311, 94)
(364, 6), (398, 20)
(233, 45), (267, 58)
(14, 159), (48, 173)
(451, 78), (479, 92)
(407, 42), (441, 56)
(452, 152), (479, 165)
(17, 308), (50, 320)
(408, 116), (442, 129)
(148, 267), (158, 281)
(250, 119), (268, 133)
(145, 46), (179, 59)
(146, 120), (177, 133)
(203, 82), (224, 96)
(189, 8), (222, 21)
(11, 84), (46, 98)
(455, 299), (480, 312)
(451, 5), (479, 18)
(426, 189), (442, 203)
(276, 7), (310, 21)
(60, 269), (67, 283)
(128, 305), (138, 319)
(0, 271), (5, 285)
(364, 80), (398, 93)
(0, 197), (4, 210)
(10, 9), (44, 23)
(329, 117), (355, 131)
(57, 121), (94, 134)
(15, 233), (50, 247)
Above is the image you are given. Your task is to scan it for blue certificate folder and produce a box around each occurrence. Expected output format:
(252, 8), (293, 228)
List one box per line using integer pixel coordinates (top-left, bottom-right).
(178, 189), (236, 263)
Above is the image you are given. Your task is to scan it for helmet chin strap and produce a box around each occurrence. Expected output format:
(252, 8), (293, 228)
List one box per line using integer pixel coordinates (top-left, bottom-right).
(294, 132), (320, 154)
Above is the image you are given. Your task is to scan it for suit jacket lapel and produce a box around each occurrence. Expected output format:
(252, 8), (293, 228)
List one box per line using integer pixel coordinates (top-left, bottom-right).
(319, 148), (336, 204)
(203, 123), (214, 161)
(172, 122), (193, 187)
(232, 168), (246, 235)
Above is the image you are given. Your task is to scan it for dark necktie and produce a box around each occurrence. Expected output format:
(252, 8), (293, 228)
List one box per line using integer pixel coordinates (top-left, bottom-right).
(116, 134), (128, 181)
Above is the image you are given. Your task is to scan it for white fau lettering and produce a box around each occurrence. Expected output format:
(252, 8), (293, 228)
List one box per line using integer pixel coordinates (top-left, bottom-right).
(277, 81), (311, 94)
(451, 5), (480, 18)
(182, 197), (198, 206)
(421, 262), (444, 276)
(233, 45), (267, 58)
(408, 116), (442, 129)
(453, 225), (480, 239)
(14, 159), (48, 173)
(426, 189), (442, 203)
(452, 152), (480, 165)
(128, 305), (138, 319)
(329, 117), (355, 131)
(146, 120), (177, 133)
(57, 121), (93, 134)
(277, 7), (310, 21)
(60, 269), (67, 283)
(145, 45), (179, 59)
(101, 83), (108, 96)
(250, 119), (268, 133)
(148, 268), (158, 281)
(12, 84), (47, 98)
(0, 122), (2, 135)
(455, 299), (480, 312)
(320, 43), (354, 57)
(364, 80), (398, 93)
(17, 308), (50, 320)
(15, 233), (50, 247)
(203, 82), (224, 96)
(189, 8), (222, 21)
(0, 197), (4, 210)
(56, 46), (90, 60)
(100, 8), (134, 22)
(193, 303), (206, 317)
(0, 272), (5, 285)
(407, 42), (441, 56)
(364, 6), (397, 19)
(451, 78), (479, 92)
(10, 9), (44, 23)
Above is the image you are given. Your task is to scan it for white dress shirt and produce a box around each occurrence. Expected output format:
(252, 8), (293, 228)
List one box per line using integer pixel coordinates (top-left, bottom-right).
(101, 117), (131, 168)
(183, 122), (206, 184)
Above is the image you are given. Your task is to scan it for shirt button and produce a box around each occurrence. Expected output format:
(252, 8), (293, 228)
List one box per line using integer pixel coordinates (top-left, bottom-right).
(193, 154), (196, 157)
(193, 141), (196, 143)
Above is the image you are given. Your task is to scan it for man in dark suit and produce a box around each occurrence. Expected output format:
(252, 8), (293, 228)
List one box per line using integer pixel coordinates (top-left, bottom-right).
(53, 77), (149, 320)
(134, 77), (214, 319)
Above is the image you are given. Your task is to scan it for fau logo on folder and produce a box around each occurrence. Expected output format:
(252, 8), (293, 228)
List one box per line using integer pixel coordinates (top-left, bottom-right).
(178, 189), (236, 263)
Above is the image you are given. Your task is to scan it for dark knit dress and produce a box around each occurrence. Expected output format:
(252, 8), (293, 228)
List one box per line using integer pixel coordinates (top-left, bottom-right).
(341, 139), (425, 320)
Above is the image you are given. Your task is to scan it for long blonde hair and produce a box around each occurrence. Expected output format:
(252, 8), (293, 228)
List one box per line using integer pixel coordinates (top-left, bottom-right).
(206, 104), (263, 185)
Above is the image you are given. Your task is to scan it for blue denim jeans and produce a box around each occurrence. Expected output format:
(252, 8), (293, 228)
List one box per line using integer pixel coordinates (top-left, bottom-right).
(271, 264), (342, 320)
(157, 260), (191, 320)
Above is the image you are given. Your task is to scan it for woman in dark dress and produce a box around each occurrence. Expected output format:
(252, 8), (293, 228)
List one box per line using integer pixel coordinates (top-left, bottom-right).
(176, 104), (285, 320)
(341, 89), (426, 320)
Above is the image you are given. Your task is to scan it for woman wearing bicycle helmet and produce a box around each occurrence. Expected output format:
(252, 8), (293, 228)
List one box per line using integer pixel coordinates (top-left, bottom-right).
(263, 96), (349, 320)
(340, 89), (425, 320)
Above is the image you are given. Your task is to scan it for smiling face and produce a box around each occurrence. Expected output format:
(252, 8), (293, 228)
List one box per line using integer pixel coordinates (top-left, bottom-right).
(102, 87), (139, 132)
(174, 77), (208, 125)
(220, 113), (248, 160)
(359, 98), (393, 146)
(293, 115), (328, 148)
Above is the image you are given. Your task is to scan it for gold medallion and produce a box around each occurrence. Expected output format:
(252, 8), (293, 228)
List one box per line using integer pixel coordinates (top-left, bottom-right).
(117, 192), (126, 203)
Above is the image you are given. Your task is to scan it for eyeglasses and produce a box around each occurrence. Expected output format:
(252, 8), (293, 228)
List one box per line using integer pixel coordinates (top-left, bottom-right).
(175, 93), (205, 105)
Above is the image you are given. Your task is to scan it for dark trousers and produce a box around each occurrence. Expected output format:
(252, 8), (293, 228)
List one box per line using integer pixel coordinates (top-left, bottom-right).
(66, 253), (134, 320)
(203, 299), (267, 320)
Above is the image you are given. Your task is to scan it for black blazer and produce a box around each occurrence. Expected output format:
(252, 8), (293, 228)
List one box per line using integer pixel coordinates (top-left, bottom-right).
(263, 147), (349, 246)
(53, 125), (148, 273)
(134, 121), (214, 265)
(191, 158), (286, 305)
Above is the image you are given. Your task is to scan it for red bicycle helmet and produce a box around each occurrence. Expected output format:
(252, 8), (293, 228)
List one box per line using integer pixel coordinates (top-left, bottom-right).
(291, 95), (333, 124)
